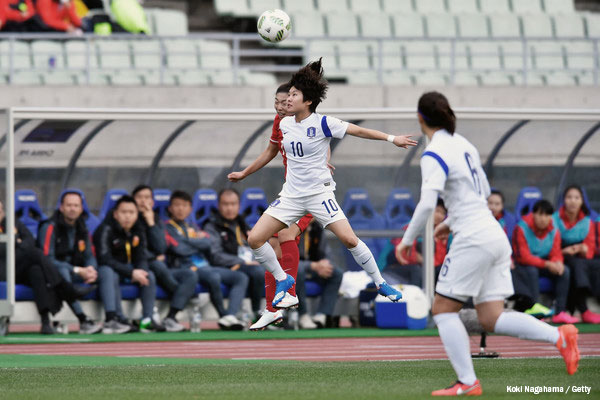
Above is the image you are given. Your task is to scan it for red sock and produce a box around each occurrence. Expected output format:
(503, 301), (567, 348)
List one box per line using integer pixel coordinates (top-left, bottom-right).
(279, 240), (299, 296)
(265, 269), (277, 312)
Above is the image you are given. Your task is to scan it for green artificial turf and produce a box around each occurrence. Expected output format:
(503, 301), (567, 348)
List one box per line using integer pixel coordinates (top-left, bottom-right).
(0, 356), (597, 400)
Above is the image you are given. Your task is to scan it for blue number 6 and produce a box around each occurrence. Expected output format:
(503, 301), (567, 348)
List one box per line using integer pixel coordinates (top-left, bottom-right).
(464, 152), (481, 195)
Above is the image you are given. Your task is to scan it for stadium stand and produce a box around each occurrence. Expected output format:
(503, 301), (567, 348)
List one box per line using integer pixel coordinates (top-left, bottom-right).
(98, 188), (128, 220)
(192, 188), (219, 227)
(515, 186), (544, 217)
(14, 189), (47, 237)
(239, 187), (268, 228)
(152, 188), (172, 221)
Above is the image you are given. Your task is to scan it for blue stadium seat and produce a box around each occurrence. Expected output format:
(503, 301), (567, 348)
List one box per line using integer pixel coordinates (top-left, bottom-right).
(15, 189), (47, 238)
(342, 188), (386, 271)
(153, 188), (172, 222)
(539, 276), (555, 294)
(514, 186), (542, 218)
(98, 188), (129, 221)
(57, 188), (102, 233)
(503, 210), (518, 241)
(239, 188), (269, 228)
(305, 280), (324, 297)
(192, 189), (218, 227)
(384, 188), (415, 230)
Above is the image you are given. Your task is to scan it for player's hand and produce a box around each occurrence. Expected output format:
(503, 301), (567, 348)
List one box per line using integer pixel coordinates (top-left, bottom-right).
(393, 135), (418, 149)
(434, 222), (451, 241)
(131, 269), (149, 286)
(227, 171), (246, 182)
(312, 259), (334, 278)
(395, 242), (411, 265)
(81, 266), (98, 284)
(327, 162), (335, 175)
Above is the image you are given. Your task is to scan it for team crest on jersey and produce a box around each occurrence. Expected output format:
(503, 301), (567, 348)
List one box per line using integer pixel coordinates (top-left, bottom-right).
(269, 199), (281, 208)
(306, 127), (316, 138)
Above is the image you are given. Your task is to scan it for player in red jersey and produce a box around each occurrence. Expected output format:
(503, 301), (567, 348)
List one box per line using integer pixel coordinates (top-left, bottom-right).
(228, 83), (329, 330)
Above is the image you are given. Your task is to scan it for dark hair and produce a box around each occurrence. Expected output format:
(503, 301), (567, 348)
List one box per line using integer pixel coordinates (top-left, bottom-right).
(490, 189), (505, 205)
(417, 91), (456, 134)
(114, 195), (137, 210)
(218, 188), (240, 203)
(276, 83), (291, 94)
(436, 197), (446, 211)
(132, 184), (153, 197)
(289, 58), (328, 112)
(60, 190), (82, 205)
(169, 190), (192, 205)
(562, 185), (590, 215)
(532, 199), (554, 215)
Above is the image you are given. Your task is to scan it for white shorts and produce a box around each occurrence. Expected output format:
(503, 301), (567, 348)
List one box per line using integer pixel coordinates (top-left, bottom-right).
(436, 231), (514, 305)
(264, 191), (347, 228)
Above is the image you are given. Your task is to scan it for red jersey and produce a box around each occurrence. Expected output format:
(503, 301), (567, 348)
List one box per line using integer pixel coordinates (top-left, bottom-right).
(512, 213), (563, 268)
(270, 114), (288, 176)
(36, 0), (81, 31)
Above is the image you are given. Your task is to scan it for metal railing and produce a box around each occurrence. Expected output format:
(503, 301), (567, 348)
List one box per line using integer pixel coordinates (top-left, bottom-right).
(0, 33), (599, 85)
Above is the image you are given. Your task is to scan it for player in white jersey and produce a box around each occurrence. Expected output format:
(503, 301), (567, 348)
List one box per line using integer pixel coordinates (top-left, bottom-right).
(396, 92), (579, 396)
(243, 59), (417, 310)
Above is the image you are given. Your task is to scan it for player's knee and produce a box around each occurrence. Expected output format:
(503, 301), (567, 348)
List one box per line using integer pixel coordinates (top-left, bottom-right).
(247, 233), (265, 249)
(478, 314), (499, 332)
(340, 234), (358, 249)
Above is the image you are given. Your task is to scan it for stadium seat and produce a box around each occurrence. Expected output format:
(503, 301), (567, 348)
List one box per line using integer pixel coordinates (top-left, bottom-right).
(489, 14), (521, 38)
(282, 0), (315, 13)
(164, 40), (198, 69)
(240, 71), (277, 85)
(512, 72), (546, 86)
(543, 71), (577, 86)
(306, 40), (338, 71)
(382, 0), (413, 13)
(515, 187), (543, 217)
(192, 189), (218, 227)
(65, 40), (98, 70)
(391, 14), (425, 38)
(317, 0), (349, 13)
(452, 71), (480, 86)
(576, 71), (596, 86)
(346, 71), (379, 84)
(414, 0), (446, 13)
(479, 0), (510, 14)
(382, 71), (413, 85)
(360, 14), (393, 38)
(530, 41), (565, 69)
(425, 14), (457, 38)
(326, 13), (359, 37)
(522, 15), (553, 38)
(564, 41), (595, 70)
(457, 14), (489, 38)
(290, 12), (326, 39)
(248, 0), (281, 15)
(153, 188), (172, 221)
(110, 70), (144, 86)
(414, 72), (448, 86)
(539, 276), (555, 293)
(8, 70), (42, 85)
(239, 188), (269, 228)
(543, 0), (575, 13)
(15, 189), (47, 237)
(350, 0), (380, 13)
(198, 40), (232, 69)
(342, 188), (386, 271)
(381, 41), (403, 69)
(585, 13), (600, 38)
(403, 41), (436, 70)
(0, 282), (35, 301)
(500, 41), (529, 70)
(214, 0), (250, 16)
(141, 70), (178, 85)
(436, 42), (469, 70)
(480, 71), (513, 86)
(42, 71), (77, 85)
(176, 70), (212, 85)
(338, 41), (372, 70)
(31, 40), (65, 69)
(469, 42), (502, 70)
(97, 40), (131, 69)
(151, 9), (188, 35)
(512, 0), (543, 14)
(131, 40), (162, 69)
(502, 210), (518, 240)
(384, 188), (415, 230)
(56, 188), (102, 233)
(98, 189), (128, 220)
(447, 0), (478, 13)
(119, 284), (140, 300)
(305, 280), (324, 297)
(74, 72), (110, 86)
(0, 40), (31, 70)
(553, 15), (585, 38)
(210, 70), (237, 85)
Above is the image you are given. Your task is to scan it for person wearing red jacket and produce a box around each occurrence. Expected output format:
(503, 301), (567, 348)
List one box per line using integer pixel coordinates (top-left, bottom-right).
(35, 0), (81, 33)
(0, 0), (35, 31)
(512, 200), (576, 324)
(553, 185), (600, 324)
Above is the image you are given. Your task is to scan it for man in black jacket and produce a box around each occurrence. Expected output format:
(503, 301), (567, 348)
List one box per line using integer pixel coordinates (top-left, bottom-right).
(37, 191), (102, 334)
(93, 196), (163, 333)
(0, 200), (93, 334)
(133, 185), (195, 332)
(203, 189), (265, 318)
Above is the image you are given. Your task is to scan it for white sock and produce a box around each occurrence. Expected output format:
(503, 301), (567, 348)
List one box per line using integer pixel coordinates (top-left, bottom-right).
(433, 313), (477, 386)
(252, 242), (287, 281)
(349, 240), (384, 285)
(494, 311), (560, 344)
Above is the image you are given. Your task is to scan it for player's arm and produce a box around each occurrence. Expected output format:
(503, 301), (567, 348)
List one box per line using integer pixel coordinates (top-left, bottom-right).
(345, 123), (417, 149)
(228, 142), (279, 182)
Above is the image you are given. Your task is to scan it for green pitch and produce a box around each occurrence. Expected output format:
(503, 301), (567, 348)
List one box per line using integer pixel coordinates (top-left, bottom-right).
(0, 355), (597, 400)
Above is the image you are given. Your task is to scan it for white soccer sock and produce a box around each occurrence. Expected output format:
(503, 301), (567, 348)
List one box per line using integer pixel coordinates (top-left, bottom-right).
(349, 240), (384, 286)
(252, 242), (287, 281)
(433, 313), (477, 386)
(494, 311), (560, 344)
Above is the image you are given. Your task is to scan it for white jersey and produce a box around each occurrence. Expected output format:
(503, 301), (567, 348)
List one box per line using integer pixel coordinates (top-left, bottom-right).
(421, 129), (497, 239)
(278, 112), (348, 198)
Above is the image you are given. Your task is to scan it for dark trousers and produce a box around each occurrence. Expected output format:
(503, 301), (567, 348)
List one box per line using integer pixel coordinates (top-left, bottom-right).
(296, 260), (343, 316)
(511, 264), (570, 313)
(236, 264), (265, 314)
(382, 263), (423, 288)
(564, 255), (600, 312)
(196, 267), (248, 317)
(149, 260), (197, 310)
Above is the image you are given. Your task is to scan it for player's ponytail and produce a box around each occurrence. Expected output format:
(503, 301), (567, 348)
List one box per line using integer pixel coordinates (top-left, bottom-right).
(417, 92), (456, 134)
(289, 57), (328, 112)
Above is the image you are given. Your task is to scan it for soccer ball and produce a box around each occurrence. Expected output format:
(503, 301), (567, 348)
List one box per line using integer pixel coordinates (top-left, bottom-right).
(257, 9), (291, 43)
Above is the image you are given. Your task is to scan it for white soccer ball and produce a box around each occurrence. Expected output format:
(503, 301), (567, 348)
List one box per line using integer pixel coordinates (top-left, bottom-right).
(257, 9), (291, 43)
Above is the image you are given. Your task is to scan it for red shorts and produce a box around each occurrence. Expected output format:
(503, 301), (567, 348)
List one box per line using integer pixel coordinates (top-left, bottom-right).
(273, 214), (313, 238)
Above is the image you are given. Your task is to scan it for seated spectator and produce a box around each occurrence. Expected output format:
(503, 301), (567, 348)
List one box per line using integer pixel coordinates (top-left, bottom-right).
(0, 200), (93, 334)
(392, 199), (448, 286)
(133, 185), (196, 333)
(511, 200), (576, 323)
(35, 0), (82, 33)
(165, 190), (247, 330)
(37, 191), (102, 334)
(294, 219), (343, 329)
(203, 189), (266, 319)
(553, 185), (600, 324)
(93, 196), (164, 332)
(0, 0), (36, 32)
(488, 189), (515, 240)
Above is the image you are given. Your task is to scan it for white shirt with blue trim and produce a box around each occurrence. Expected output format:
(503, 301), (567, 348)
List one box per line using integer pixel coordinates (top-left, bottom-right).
(418, 129), (495, 238)
(278, 113), (348, 198)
